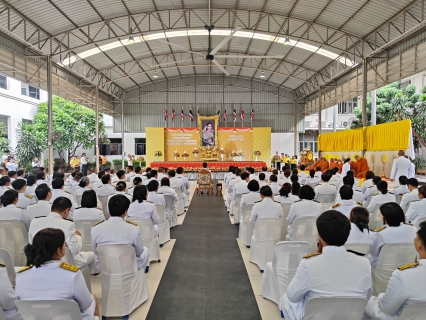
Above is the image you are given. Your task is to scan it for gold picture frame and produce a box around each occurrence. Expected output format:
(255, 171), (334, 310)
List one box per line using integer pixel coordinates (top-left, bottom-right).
(198, 115), (219, 147)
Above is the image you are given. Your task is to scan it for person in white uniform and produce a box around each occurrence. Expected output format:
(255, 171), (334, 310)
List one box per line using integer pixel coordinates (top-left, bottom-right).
(156, 167), (167, 181)
(368, 202), (417, 267)
(400, 178), (420, 212)
(241, 180), (262, 208)
(393, 176), (410, 201)
(365, 220), (426, 319)
(341, 158), (351, 177)
(0, 263), (20, 320)
(364, 176), (382, 204)
(405, 185), (426, 224)
(7, 171), (17, 183)
(0, 189), (30, 229)
(143, 169), (157, 186)
(232, 172), (250, 199)
(367, 181), (395, 213)
(25, 175), (38, 200)
(313, 167), (322, 180)
(92, 171), (105, 189)
(73, 190), (104, 222)
(274, 183), (299, 204)
(132, 166), (146, 182)
(334, 176), (363, 204)
(0, 176), (12, 197)
(16, 228), (99, 320)
(278, 170), (292, 186)
(91, 194), (150, 272)
(125, 166), (136, 181)
(158, 177), (178, 221)
(26, 184), (52, 220)
(261, 166), (271, 181)
(147, 179), (166, 207)
(268, 175), (281, 195)
(361, 171), (375, 194)
(347, 207), (374, 251)
(305, 169), (320, 186)
(95, 174), (115, 198)
(127, 185), (160, 237)
(280, 210), (372, 320)
(108, 181), (132, 203)
(176, 167), (190, 205)
(246, 167), (257, 181)
(11, 179), (36, 208)
(257, 173), (268, 187)
(297, 165), (309, 185)
(113, 170), (133, 191)
(329, 168), (340, 186)
(407, 156), (416, 179)
(390, 150), (411, 187)
(28, 197), (96, 272)
(127, 176), (143, 197)
(87, 168), (98, 185)
(49, 178), (77, 219)
(287, 185), (322, 239)
(250, 186), (283, 224)
(314, 172), (336, 202)
(168, 169), (186, 204)
(75, 177), (93, 199)
(330, 185), (362, 218)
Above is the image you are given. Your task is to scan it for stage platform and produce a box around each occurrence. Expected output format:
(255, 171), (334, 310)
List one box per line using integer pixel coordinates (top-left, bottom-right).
(150, 161), (267, 172)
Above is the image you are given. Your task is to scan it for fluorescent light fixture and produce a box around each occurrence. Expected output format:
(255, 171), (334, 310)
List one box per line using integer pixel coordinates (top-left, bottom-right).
(153, 70), (158, 78)
(128, 35), (135, 44)
(260, 71), (266, 78)
(284, 36), (291, 45)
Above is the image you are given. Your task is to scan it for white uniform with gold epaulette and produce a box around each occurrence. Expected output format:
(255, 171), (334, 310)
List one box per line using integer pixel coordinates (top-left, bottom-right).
(367, 192), (396, 213)
(405, 198), (426, 224)
(361, 178), (374, 194)
(279, 246), (372, 320)
(365, 259), (426, 320)
(287, 199), (322, 239)
(0, 204), (30, 229)
(91, 217), (150, 271)
(73, 207), (105, 222)
(368, 223), (417, 267)
(74, 186), (93, 198)
(127, 200), (160, 237)
(147, 191), (166, 207)
(314, 182), (337, 200)
(0, 185), (12, 197)
(15, 261), (96, 320)
(364, 185), (378, 202)
(95, 184), (115, 197)
(26, 200), (51, 221)
(392, 184), (409, 196)
(334, 188), (363, 204)
(347, 222), (374, 248)
(249, 197), (283, 224)
(269, 182), (281, 195)
(400, 188), (420, 211)
(107, 190), (132, 203)
(274, 194), (299, 204)
(328, 200), (361, 218)
(241, 191), (262, 208)
(49, 189), (77, 218)
(16, 193), (36, 209)
(0, 263), (20, 320)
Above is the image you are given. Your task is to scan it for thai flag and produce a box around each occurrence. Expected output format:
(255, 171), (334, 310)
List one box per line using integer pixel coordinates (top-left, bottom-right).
(181, 109), (185, 121)
(165, 109), (169, 121)
(189, 107), (194, 121)
(217, 108), (220, 116)
(250, 108), (254, 121)
(172, 108), (176, 121)
(233, 108), (237, 122)
(241, 107), (245, 121)
(224, 109), (228, 122)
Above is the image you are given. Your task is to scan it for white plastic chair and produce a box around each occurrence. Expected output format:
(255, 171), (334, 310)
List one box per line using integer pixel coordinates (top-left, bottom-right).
(96, 245), (149, 318)
(404, 202), (411, 214)
(238, 204), (254, 247)
(0, 308), (7, 320)
(415, 216), (426, 230)
(321, 203), (332, 213)
(233, 194), (243, 224)
(16, 299), (99, 320)
(344, 242), (371, 255)
(173, 187), (184, 215)
(399, 304), (426, 320)
(249, 218), (282, 271)
(303, 297), (368, 320)
(280, 203), (292, 240)
(131, 218), (161, 264)
(74, 220), (98, 252)
(0, 248), (17, 286)
(372, 243), (417, 295)
(62, 247), (91, 292)
(98, 196), (110, 220)
(261, 241), (312, 305)
(155, 204), (170, 246)
(76, 195), (82, 207)
(0, 220), (28, 266)
(287, 217), (319, 252)
(369, 203), (383, 230)
(164, 194), (177, 228)
(365, 193), (373, 208)
(315, 193), (335, 203)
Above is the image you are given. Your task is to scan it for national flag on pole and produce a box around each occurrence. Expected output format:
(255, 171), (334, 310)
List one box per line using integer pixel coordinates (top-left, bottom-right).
(172, 108), (176, 121)
(233, 108), (237, 122)
(241, 107), (245, 121)
(188, 107), (194, 121)
(181, 109), (185, 122)
(217, 108), (220, 116)
(224, 109), (228, 122)
(250, 108), (254, 121)
(197, 108), (200, 116)
(165, 109), (169, 121)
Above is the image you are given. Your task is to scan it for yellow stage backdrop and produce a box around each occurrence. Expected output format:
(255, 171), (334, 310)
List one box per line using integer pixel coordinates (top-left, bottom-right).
(146, 127), (165, 164)
(164, 128), (200, 161)
(253, 127), (271, 163)
(218, 127), (253, 161)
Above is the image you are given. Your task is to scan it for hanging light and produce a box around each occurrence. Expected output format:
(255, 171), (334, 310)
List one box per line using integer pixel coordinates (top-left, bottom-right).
(283, 36), (291, 45)
(152, 70), (158, 78)
(260, 71), (265, 78)
(128, 35), (135, 44)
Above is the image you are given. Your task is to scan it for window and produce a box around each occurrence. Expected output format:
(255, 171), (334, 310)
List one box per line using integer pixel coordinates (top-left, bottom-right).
(21, 83), (40, 99)
(99, 138), (122, 156)
(0, 75), (7, 90)
(0, 115), (9, 138)
(22, 119), (32, 124)
(135, 138), (146, 155)
(299, 133), (318, 153)
(338, 98), (357, 114)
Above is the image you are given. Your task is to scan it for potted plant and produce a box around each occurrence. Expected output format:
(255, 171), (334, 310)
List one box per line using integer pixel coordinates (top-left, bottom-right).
(182, 151), (189, 161)
(237, 151), (244, 161)
(154, 151), (163, 161)
(173, 151), (180, 161)
(253, 150), (261, 161)
(192, 148), (199, 159)
(231, 151), (238, 161)
(271, 155), (280, 164)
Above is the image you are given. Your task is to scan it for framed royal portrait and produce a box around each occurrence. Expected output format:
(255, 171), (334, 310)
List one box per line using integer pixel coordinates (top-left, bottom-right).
(198, 115), (219, 147)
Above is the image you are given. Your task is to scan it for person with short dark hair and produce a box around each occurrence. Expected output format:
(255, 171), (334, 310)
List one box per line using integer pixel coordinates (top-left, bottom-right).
(87, 167), (98, 184)
(241, 180), (261, 208)
(158, 177), (178, 223)
(361, 171), (376, 194)
(0, 189), (30, 229)
(25, 175), (37, 198)
(36, 171), (47, 186)
(125, 166), (135, 180)
(168, 169), (186, 207)
(92, 171), (106, 189)
(305, 169), (320, 186)
(202, 162), (209, 170)
(7, 170), (17, 182)
(393, 175), (409, 198)
(280, 210), (372, 319)
(274, 183), (299, 204)
(286, 185), (322, 239)
(26, 184), (52, 221)
(258, 173), (268, 187)
(143, 169), (157, 186)
(96, 174), (115, 198)
(17, 169), (26, 180)
(347, 207), (373, 250)
(0, 176), (11, 198)
(367, 181), (395, 213)
(249, 186), (282, 224)
(49, 178), (77, 216)
(176, 167), (190, 206)
(12, 178), (36, 208)
(91, 194), (150, 272)
(313, 172), (336, 202)
(405, 185), (426, 224)
(269, 174), (280, 194)
(365, 221), (426, 319)
(368, 202), (417, 268)
(297, 165), (309, 184)
(400, 178), (420, 211)
(291, 182), (301, 197)
(73, 190), (104, 222)
(108, 181), (132, 204)
(147, 179), (166, 207)
(330, 185), (362, 218)
(29, 197), (96, 272)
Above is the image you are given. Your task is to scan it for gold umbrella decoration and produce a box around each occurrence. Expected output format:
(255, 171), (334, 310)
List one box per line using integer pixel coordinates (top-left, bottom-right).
(382, 154), (387, 178)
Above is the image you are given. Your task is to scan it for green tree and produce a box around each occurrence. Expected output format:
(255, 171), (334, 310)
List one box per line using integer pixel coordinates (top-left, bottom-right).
(0, 122), (10, 154)
(31, 96), (106, 164)
(15, 121), (44, 170)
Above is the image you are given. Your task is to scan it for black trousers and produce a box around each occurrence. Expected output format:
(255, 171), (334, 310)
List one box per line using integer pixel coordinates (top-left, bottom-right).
(82, 164), (88, 176)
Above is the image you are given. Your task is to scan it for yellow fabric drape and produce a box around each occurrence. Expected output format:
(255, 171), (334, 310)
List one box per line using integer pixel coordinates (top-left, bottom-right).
(364, 119), (411, 151)
(318, 129), (363, 152)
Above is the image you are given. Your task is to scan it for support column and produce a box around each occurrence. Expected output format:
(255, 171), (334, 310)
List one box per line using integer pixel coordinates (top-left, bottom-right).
(332, 104), (337, 132)
(318, 87), (322, 135)
(371, 89), (377, 125)
(294, 102), (297, 155)
(47, 55), (54, 175)
(362, 58), (368, 127)
(121, 101), (125, 169)
(95, 86), (100, 173)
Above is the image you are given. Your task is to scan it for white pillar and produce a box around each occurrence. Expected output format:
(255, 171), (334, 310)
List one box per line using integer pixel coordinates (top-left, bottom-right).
(318, 87), (322, 135)
(95, 86), (99, 172)
(371, 89), (377, 125)
(121, 101), (125, 169)
(294, 102), (297, 155)
(332, 104), (338, 132)
(47, 56), (54, 174)
(362, 58), (367, 127)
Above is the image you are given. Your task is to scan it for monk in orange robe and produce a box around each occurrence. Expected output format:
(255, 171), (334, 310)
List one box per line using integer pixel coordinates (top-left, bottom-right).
(329, 159), (337, 170)
(350, 160), (358, 175)
(355, 155), (370, 178)
(309, 158), (321, 170)
(321, 157), (330, 172)
(337, 159), (343, 173)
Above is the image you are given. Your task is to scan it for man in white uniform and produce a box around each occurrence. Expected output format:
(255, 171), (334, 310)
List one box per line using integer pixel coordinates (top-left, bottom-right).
(297, 165), (309, 185)
(26, 184), (52, 220)
(156, 167), (167, 181)
(314, 172), (336, 202)
(390, 150), (411, 187)
(87, 168), (98, 184)
(400, 178), (420, 211)
(11, 179), (36, 208)
(147, 179), (166, 206)
(176, 167), (190, 206)
(280, 210), (372, 320)
(96, 174), (115, 198)
(49, 178), (77, 218)
(268, 175), (281, 194)
(29, 197), (96, 272)
(143, 169), (157, 186)
(0, 264), (20, 320)
(330, 185), (362, 218)
(168, 169), (186, 203)
(92, 171), (105, 189)
(250, 186), (283, 224)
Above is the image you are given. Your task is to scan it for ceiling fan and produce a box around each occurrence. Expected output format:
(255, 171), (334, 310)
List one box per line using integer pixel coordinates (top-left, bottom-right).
(153, 25), (286, 76)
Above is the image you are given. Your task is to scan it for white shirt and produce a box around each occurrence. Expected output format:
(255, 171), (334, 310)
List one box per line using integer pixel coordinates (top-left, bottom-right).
(0, 267), (19, 320)
(157, 173), (167, 181)
(364, 185), (378, 201)
(147, 191), (166, 206)
(0, 204), (30, 229)
(393, 184), (409, 196)
(96, 184), (115, 197)
(342, 162), (351, 177)
(25, 185), (37, 199)
(127, 201), (159, 225)
(228, 176), (242, 195)
(258, 180), (268, 187)
(314, 171), (323, 179)
(314, 182), (336, 199)
(142, 177), (156, 186)
(390, 156), (411, 187)
(304, 176), (320, 185)
(405, 198), (426, 224)
(0, 185), (12, 197)
(250, 197), (283, 224)
(361, 179), (374, 194)
(87, 173), (98, 183)
(367, 192), (395, 213)
(329, 200), (361, 218)
(80, 157), (88, 165)
(74, 186), (93, 198)
(26, 200), (51, 221)
(6, 162), (18, 171)
(297, 171), (309, 184)
(278, 177), (291, 186)
(92, 180), (103, 189)
(240, 192), (262, 208)
(269, 182), (281, 194)
(233, 180), (249, 198)
(274, 194), (299, 204)
(225, 173), (235, 187)
(50, 189), (77, 214)
(400, 189), (420, 212)
(249, 174), (258, 181)
(334, 189), (363, 205)
(157, 186), (178, 202)
(169, 176), (185, 197)
(107, 191), (132, 204)
(177, 174), (190, 195)
(287, 199), (322, 238)
(408, 162), (415, 178)
(347, 223), (374, 248)
(16, 193), (36, 209)
(73, 207), (104, 222)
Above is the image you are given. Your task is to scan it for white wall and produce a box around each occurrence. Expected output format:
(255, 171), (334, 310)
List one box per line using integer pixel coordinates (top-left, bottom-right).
(271, 133), (296, 158)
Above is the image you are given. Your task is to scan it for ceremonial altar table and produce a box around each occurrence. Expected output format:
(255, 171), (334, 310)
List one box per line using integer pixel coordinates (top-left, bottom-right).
(150, 161), (267, 172)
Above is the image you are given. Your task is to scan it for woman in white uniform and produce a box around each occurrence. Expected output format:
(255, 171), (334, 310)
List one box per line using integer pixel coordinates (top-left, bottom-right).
(16, 228), (100, 320)
(305, 169), (320, 186)
(291, 181), (301, 197)
(257, 173), (268, 187)
(367, 181), (395, 213)
(342, 158), (351, 177)
(346, 207), (374, 253)
(0, 263), (20, 320)
(73, 190), (104, 222)
(108, 181), (132, 202)
(0, 176), (11, 197)
(241, 180), (261, 208)
(0, 189), (30, 229)
(274, 183), (299, 204)
(127, 176), (142, 197)
(75, 177), (92, 198)
(405, 185), (426, 225)
(127, 185), (160, 237)
(25, 175), (38, 200)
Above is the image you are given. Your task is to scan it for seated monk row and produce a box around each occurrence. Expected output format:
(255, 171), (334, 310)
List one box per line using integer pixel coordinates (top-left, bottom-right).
(308, 156), (369, 178)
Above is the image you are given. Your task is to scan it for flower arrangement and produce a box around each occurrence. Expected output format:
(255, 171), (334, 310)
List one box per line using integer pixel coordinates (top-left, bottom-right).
(253, 150), (261, 156)
(271, 155), (281, 163)
(231, 152), (238, 157)
(182, 152), (189, 157)
(154, 151), (162, 157)
(136, 156), (145, 161)
(192, 148), (199, 154)
(237, 151), (244, 157)
(219, 149), (225, 154)
(173, 151), (180, 157)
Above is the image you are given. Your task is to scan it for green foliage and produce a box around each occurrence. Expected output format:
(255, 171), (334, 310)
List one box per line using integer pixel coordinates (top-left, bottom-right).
(0, 122), (10, 153)
(15, 121), (44, 169)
